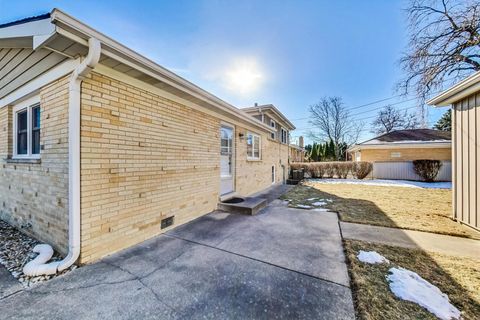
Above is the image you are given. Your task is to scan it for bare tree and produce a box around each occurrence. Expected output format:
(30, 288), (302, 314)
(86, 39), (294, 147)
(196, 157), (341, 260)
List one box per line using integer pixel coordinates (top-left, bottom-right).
(398, 0), (480, 124)
(371, 105), (421, 134)
(399, 0), (480, 99)
(308, 97), (364, 160)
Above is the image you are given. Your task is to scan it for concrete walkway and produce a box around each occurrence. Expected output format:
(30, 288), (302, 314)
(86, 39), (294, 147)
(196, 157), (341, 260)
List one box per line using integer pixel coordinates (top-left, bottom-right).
(341, 221), (480, 259)
(0, 202), (354, 320)
(0, 265), (22, 300)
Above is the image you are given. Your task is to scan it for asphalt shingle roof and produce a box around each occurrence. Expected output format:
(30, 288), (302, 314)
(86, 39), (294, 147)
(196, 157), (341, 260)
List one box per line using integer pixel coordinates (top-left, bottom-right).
(365, 129), (451, 144)
(0, 13), (50, 29)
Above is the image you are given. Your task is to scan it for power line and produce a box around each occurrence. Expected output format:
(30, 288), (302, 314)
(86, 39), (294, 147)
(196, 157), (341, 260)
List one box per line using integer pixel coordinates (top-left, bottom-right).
(289, 76), (461, 122)
(294, 104), (434, 132)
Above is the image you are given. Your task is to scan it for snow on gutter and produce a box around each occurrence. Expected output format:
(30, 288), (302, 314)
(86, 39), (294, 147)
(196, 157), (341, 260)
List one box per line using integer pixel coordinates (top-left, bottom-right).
(49, 9), (275, 134)
(23, 37), (101, 276)
(427, 71), (480, 106)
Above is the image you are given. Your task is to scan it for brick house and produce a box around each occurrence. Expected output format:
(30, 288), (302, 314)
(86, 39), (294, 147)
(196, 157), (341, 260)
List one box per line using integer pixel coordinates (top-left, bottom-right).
(348, 129), (452, 181)
(0, 10), (295, 271)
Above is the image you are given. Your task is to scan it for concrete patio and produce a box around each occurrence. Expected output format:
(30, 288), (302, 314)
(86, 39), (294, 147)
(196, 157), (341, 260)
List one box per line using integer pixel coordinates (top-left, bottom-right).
(0, 200), (354, 319)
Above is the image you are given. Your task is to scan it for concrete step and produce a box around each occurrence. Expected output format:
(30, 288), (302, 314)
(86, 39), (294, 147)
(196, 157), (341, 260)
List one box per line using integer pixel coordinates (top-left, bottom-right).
(217, 197), (267, 215)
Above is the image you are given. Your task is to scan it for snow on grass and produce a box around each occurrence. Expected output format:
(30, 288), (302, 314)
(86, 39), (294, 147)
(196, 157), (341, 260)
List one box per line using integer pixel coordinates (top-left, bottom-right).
(387, 267), (461, 320)
(312, 201), (327, 206)
(295, 204), (312, 209)
(357, 250), (389, 264)
(309, 178), (451, 189)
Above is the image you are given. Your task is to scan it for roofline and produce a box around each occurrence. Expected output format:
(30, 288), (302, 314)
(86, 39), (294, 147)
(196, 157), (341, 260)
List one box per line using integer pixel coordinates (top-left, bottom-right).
(41, 9), (274, 134)
(289, 144), (304, 151)
(427, 71), (480, 106)
(0, 13), (50, 29)
(354, 129), (451, 146)
(242, 104), (296, 130)
(347, 141), (451, 152)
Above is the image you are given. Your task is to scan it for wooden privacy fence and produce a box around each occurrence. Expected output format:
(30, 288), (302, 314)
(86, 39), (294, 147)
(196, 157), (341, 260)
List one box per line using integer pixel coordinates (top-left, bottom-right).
(372, 161), (452, 181)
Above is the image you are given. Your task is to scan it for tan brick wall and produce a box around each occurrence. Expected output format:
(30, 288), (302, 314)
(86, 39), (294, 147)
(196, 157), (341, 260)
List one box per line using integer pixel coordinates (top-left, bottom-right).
(79, 71), (290, 263)
(235, 131), (289, 195)
(0, 77), (69, 253)
(358, 147), (452, 162)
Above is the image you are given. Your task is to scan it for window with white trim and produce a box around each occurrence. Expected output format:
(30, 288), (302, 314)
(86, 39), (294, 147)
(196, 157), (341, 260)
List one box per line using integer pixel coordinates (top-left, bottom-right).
(246, 132), (261, 160)
(13, 100), (41, 159)
(280, 128), (288, 144)
(270, 120), (276, 140)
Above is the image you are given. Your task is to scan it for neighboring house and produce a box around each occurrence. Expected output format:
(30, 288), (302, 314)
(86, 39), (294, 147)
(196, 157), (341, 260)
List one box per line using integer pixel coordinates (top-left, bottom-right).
(428, 72), (480, 231)
(348, 129), (452, 181)
(0, 9), (295, 269)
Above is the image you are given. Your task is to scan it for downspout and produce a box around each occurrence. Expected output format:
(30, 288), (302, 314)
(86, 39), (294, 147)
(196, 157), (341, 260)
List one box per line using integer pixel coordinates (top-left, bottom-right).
(23, 38), (101, 276)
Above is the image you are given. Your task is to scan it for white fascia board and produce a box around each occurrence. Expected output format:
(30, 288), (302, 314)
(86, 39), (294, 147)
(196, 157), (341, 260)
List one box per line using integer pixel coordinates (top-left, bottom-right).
(49, 9), (275, 134)
(243, 104), (296, 130)
(0, 57), (80, 108)
(0, 18), (55, 39)
(427, 71), (480, 106)
(350, 142), (451, 151)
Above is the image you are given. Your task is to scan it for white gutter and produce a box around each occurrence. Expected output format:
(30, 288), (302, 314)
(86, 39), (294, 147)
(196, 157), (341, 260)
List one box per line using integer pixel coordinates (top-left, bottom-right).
(23, 37), (101, 276)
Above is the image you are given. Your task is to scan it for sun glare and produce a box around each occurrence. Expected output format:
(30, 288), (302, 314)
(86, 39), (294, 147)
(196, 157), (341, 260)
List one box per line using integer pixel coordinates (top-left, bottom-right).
(225, 59), (263, 94)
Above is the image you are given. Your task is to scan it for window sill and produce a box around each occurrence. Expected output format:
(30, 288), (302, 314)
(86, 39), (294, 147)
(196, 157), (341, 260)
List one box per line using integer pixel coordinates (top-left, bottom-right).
(247, 158), (262, 162)
(5, 157), (41, 164)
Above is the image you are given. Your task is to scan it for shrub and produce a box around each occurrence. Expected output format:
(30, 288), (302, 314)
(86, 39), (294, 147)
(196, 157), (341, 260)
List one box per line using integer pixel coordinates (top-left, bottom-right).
(352, 161), (373, 180)
(290, 161), (354, 179)
(335, 162), (352, 179)
(413, 160), (442, 182)
(311, 163), (326, 178)
(324, 163), (335, 178)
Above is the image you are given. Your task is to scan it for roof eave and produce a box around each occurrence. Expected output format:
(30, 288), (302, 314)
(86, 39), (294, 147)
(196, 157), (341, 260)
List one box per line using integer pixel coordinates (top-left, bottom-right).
(348, 142), (451, 152)
(243, 104), (296, 130)
(48, 9), (275, 134)
(427, 71), (480, 106)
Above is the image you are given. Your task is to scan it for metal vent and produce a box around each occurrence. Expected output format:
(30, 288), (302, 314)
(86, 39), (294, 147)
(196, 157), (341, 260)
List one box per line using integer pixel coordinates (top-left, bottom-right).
(161, 216), (174, 229)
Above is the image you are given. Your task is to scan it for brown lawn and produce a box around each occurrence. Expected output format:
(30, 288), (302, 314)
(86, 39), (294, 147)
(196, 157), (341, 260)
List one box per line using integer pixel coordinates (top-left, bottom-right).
(344, 240), (480, 320)
(280, 183), (479, 239)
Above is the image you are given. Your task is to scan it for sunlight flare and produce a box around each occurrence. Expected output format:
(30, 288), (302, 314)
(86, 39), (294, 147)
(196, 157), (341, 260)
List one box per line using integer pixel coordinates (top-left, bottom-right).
(225, 58), (263, 94)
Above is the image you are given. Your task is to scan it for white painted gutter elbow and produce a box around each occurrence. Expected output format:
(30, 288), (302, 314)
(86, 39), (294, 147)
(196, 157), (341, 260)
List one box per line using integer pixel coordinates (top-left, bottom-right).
(23, 38), (101, 276)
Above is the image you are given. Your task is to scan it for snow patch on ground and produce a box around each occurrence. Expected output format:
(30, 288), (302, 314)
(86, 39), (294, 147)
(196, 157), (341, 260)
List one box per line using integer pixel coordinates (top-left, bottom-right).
(387, 267), (461, 320)
(295, 204), (312, 209)
(357, 250), (389, 264)
(309, 178), (451, 189)
(312, 201), (326, 206)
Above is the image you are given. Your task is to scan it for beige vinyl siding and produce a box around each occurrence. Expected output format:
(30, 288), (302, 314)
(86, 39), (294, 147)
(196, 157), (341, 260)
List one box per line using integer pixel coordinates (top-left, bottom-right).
(452, 93), (479, 230)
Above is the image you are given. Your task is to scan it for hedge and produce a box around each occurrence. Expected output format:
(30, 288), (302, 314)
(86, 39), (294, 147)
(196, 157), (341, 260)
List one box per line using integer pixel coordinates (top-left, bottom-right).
(290, 161), (372, 180)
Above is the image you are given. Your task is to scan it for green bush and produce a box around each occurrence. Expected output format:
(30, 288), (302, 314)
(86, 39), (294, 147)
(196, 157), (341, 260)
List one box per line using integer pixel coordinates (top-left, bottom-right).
(352, 161), (373, 180)
(413, 160), (442, 182)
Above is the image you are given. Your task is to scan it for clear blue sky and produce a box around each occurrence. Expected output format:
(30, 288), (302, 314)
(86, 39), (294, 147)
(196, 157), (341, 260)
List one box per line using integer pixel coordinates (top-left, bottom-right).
(1, 0), (450, 144)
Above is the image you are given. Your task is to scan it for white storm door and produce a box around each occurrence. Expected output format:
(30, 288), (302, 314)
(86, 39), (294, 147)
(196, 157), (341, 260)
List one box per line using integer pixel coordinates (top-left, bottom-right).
(220, 125), (234, 195)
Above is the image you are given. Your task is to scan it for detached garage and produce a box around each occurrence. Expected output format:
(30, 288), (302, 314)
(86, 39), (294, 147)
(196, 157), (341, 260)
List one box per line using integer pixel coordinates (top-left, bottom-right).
(348, 129), (452, 181)
(428, 72), (480, 231)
